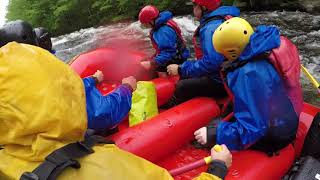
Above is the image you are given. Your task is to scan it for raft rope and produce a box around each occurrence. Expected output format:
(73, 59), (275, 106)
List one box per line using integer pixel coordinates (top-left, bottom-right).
(301, 65), (320, 94)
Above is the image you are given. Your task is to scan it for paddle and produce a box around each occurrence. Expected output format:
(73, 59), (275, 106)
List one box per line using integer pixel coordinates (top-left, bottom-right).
(169, 145), (222, 177)
(301, 65), (320, 95)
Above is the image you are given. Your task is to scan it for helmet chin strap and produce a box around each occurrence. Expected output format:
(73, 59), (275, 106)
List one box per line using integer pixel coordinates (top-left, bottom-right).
(150, 20), (155, 28)
(200, 6), (208, 18)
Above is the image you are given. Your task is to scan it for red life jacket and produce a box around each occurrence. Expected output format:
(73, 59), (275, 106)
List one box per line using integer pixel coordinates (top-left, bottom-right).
(150, 19), (186, 57)
(221, 36), (303, 116)
(269, 36), (303, 115)
(193, 15), (233, 59)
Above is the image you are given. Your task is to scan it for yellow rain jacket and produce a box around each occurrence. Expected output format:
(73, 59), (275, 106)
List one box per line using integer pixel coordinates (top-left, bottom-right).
(194, 173), (222, 180)
(0, 43), (172, 180)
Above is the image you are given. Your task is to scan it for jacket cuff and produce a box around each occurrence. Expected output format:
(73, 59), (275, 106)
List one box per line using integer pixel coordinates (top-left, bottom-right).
(121, 83), (133, 93)
(206, 118), (220, 147)
(207, 160), (228, 179)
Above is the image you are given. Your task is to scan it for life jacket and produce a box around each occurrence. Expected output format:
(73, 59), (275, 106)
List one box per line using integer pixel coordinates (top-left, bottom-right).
(221, 36), (303, 116)
(150, 19), (186, 57)
(193, 15), (232, 59)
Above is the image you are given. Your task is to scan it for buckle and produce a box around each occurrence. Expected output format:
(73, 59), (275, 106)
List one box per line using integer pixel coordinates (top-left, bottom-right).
(20, 172), (39, 180)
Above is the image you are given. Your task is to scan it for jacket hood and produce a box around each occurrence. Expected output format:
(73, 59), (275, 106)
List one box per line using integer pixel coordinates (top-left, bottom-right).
(0, 42), (87, 161)
(239, 25), (281, 61)
(155, 11), (173, 29)
(201, 6), (240, 23)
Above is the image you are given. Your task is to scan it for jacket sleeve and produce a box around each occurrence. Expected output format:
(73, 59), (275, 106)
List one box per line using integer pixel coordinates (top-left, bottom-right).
(179, 24), (225, 78)
(216, 64), (271, 150)
(193, 173), (222, 180)
(153, 26), (178, 66)
(83, 77), (132, 130)
(83, 76), (97, 89)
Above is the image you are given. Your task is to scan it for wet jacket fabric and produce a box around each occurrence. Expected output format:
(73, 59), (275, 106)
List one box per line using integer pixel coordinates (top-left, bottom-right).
(83, 77), (132, 130)
(151, 11), (190, 66)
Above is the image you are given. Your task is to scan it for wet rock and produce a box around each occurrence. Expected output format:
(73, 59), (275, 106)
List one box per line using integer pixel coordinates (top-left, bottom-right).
(298, 0), (320, 13)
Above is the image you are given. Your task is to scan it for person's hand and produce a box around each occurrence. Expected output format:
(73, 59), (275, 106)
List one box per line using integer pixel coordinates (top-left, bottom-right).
(92, 70), (104, 83)
(140, 61), (152, 70)
(122, 76), (137, 91)
(167, 64), (179, 76)
(194, 127), (207, 145)
(140, 56), (150, 62)
(211, 144), (232, 168)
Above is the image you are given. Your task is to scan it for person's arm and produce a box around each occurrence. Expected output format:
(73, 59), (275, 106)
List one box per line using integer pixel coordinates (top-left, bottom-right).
(85, 76), (136, 130)
(179, 26), (224, 78)
(83, 76), (97, 90)
(96, 84), (133, 128)
(83, 70), (104, 89)
(153, 26), (178, 66)
(193, 172), (223, 180)
(216, 65), (271, 150)
(193, 144), (231, 180)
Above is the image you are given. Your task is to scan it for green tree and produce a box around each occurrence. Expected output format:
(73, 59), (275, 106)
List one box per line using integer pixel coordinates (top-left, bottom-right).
(6, 0), (296, 36)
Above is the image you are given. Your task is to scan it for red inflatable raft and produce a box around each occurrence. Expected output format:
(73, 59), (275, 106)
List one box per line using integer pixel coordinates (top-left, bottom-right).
(70, 47), (320, 180)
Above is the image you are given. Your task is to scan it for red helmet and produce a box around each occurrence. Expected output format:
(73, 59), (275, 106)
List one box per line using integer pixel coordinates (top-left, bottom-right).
(139, 5), (159, 24)
(192, 0), (221, 11)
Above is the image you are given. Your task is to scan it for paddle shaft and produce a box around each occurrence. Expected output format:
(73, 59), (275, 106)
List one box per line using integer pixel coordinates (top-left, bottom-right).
(169, 159), (207, 176)
(169, 145), (222, 176)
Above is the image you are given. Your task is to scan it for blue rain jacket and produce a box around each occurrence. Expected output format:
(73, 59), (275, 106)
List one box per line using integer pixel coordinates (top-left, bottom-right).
(83, 77), (132, 130)
(152, 11), (190, 66)
(216, 26), (299, 150)
(180, 6), (240, 83)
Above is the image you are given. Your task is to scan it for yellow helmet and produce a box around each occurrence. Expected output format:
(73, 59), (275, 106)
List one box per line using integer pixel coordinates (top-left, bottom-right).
(213, 17), (254, 61)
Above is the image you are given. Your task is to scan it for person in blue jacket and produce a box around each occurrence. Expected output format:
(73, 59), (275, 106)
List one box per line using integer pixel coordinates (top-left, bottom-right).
(165, 0), (240, 108)
(194, 17), (299, 154)
(83, 71), (136, 133)
(139, 5), (189, 74)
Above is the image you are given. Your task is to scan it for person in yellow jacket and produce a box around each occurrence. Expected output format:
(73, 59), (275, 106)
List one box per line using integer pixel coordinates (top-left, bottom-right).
(0, 42), (170, 180)
(0, 42), (231, 180)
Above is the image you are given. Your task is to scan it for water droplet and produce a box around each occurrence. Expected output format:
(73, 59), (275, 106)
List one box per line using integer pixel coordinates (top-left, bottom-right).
(231, 170), (240, 177)
(166, 120), (173, 127)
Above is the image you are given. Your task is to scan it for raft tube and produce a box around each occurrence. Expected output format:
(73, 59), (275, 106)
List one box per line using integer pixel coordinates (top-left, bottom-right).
(70, 48), (320, 180)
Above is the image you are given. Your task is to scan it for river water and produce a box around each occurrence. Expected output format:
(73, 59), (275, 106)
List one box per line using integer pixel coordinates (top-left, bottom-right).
(52, 11), (320, 106)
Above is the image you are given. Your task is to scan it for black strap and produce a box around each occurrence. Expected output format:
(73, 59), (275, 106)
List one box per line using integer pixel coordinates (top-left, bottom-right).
(195, 16), (226, 36)
(221, 59), (249, 74)
(221, 52), (271, 74)
(20, 135), (114, 180)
